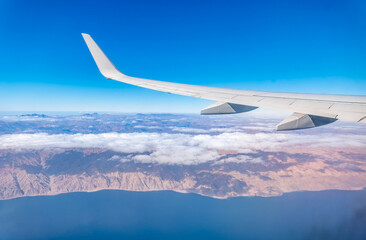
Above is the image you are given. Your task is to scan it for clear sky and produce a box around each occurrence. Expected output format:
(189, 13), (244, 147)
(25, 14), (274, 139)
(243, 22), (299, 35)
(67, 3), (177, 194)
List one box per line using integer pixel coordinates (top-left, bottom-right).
(1, 0), (366, 113)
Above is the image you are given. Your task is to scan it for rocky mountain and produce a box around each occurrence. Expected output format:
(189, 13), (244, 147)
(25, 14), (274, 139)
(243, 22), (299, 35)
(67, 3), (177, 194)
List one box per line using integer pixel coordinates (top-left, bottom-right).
(1, 146), (365, 200)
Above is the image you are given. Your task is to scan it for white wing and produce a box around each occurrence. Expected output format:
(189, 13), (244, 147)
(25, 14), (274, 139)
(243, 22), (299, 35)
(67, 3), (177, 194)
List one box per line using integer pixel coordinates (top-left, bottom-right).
(82, 33), (366, 131)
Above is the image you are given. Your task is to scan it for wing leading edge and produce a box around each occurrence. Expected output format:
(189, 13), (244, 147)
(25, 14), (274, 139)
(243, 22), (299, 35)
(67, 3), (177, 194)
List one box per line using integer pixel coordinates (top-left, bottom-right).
(81, 33), (366, 130)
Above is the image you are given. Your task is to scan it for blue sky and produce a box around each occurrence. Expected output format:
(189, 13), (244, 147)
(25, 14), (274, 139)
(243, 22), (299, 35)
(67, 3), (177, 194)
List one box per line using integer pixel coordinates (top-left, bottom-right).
(1, 0), (366, 113)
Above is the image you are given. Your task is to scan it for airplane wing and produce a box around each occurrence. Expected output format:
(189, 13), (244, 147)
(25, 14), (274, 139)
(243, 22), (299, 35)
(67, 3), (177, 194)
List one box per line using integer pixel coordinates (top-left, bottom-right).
(81, 33), (366, 131)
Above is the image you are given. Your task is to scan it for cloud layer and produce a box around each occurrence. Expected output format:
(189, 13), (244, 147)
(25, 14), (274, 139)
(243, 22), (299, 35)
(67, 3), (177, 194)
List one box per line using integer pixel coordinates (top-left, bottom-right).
(1, 131), (365, 165)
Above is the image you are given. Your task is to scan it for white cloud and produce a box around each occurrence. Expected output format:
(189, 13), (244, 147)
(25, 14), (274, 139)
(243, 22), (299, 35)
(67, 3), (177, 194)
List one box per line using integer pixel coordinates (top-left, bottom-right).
(218, 155), (264, 164)
(169, 126), (210, 134)
(133, 125), (161, 129)
(0, 131), (365, 165)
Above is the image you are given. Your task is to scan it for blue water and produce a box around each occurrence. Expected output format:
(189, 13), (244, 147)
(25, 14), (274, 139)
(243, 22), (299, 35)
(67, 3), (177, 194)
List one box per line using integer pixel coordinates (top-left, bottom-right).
(0, 190), (365, 240)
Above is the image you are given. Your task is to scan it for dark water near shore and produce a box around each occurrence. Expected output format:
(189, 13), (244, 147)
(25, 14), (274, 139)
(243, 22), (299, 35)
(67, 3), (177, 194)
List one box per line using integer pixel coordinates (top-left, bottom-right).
(0, 190), (365, 240)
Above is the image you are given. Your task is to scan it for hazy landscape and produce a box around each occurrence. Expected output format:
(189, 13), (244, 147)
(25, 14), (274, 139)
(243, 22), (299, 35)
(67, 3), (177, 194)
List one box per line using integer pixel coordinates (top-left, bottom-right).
(1, 112), (365, 200)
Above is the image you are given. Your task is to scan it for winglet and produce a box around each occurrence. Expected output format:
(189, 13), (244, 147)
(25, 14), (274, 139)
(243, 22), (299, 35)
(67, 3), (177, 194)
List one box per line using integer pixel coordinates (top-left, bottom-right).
(81, 33), (124, 79)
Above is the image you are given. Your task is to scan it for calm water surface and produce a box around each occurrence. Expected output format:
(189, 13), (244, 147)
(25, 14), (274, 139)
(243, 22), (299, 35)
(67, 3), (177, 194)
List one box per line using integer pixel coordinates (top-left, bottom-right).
(0, 190), (365, 240)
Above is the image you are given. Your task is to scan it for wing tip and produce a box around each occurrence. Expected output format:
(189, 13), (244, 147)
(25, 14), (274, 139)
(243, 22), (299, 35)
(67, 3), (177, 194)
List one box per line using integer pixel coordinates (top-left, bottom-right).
(81, 33), (125, 79)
